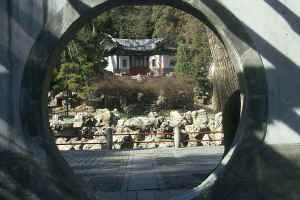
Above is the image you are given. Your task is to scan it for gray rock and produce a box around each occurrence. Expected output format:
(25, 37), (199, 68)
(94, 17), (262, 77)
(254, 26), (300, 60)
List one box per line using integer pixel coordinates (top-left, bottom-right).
(192, 109), (208, 129)
(73, 121), (83, 128)
(124, 117), (155, 131)
(83, 117), (97, 127)
(81, 127), (96, 139)
(214, 112), (223, 130)
(94, 109), (112, 126)
(73, 112), (96, 127)
(158, 121), (172, 133)
(112, 108), (120, 118)
(169, 110), (183, 127)
(82, 138), (104, 150)
(56, 138), (73, 151)
(183, 111), (193, 124)
(74, 112), (90, 121)
(148, 111), (158, 118)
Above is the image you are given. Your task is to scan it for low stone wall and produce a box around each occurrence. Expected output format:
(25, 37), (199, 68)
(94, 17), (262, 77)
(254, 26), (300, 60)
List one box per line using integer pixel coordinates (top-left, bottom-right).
(50, 108), (223, 150)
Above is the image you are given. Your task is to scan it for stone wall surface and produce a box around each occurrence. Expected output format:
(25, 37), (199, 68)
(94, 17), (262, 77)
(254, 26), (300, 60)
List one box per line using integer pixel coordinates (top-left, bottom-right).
(0, 0), (300, 200)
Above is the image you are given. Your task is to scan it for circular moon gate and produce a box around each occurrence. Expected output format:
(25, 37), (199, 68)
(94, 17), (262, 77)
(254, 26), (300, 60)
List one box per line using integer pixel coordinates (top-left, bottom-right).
(1, 1), (300, 200)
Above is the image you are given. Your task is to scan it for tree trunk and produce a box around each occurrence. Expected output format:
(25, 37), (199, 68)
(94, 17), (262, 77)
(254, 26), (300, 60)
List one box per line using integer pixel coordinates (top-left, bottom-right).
(92, 23), (96, 36)
(206, 28), (240, 112)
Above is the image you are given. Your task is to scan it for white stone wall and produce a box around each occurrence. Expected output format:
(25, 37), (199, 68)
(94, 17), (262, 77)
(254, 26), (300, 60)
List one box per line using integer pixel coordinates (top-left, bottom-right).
(219, 0), (300, 144)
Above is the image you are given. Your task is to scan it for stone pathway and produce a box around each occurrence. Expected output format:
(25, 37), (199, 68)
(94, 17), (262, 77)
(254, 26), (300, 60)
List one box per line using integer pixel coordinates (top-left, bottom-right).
(61, 146), (224, 200)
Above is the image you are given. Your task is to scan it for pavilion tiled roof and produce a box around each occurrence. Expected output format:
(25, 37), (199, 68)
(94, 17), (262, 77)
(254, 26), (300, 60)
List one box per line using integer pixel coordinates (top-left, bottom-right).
(111, 37), (166, 51)
(105, 35), (176, 56)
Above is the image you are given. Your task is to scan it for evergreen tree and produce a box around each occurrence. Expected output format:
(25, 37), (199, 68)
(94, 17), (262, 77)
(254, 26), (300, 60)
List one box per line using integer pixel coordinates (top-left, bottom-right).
(175, 44), (193, 75)
(152, 6), (211, 92)
(51, 27), (108, 97)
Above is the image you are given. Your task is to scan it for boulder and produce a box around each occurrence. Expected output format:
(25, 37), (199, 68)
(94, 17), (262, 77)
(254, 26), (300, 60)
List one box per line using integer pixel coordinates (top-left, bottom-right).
(158, 121), (172, 133)
(94, 109), (112, 126)
(49, 100), (224, 149)
(183, 111), (193, 124)
(74, 112), (90, 121)
(49, 93), (64, 107)
(81, 127), (97, 139)
(207, 112), (223, 145)
(153, 116), (164, 130)
(207, 132), (224, 146)
(52, 122), (80, 138)
(169, 110), (184, 127)
(131, 130), (144, 142)
(123, 117), (155, 131)
(74, 112), (96, 127)
(73, 121), (83, 128)
(116, 119), (126, 130)
(122, 104), (145, 115)
(201, 134), (211, 146)
(112, 109), (121, 120)
(120, 135), (134, 149)
(134, 135), (157, 149)
(94, 108), (121, 127)
(81, 138), (104, 150)
(191, 109), (208, 129)
(148, 111), (158, 118)
(214, 112), (223, 131)
(83, 116), (97, 127)
(113, 134), (125, 149)
(56, 137), (73, 151)
(184, 125), (210, 147)
(55, 92), (64, 98)
(74, 104), (95, 112)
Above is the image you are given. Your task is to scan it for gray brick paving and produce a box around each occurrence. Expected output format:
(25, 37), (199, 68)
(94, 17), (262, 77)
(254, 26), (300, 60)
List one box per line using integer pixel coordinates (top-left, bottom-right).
(61, 146), (223, 200)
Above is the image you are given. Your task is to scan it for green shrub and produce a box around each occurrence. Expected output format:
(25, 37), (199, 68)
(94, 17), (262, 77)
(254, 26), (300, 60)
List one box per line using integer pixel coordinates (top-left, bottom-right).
(89, 73), (198, 112)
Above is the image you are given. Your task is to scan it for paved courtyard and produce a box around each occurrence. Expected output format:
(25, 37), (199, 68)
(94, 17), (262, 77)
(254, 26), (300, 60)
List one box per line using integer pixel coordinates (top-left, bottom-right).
(61, 146), (224, 200)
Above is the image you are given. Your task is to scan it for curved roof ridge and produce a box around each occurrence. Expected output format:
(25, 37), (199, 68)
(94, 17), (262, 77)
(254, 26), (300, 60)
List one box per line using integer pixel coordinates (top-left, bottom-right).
(111, 37), (166, 51)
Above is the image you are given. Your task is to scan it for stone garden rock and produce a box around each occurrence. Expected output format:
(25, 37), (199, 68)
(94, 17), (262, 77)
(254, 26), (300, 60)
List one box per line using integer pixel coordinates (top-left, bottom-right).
(123, 117), (155, 131)
(169, 110), (183, 127)
(148, 111), (158, 118)
(51, 108), (223, 150)
(94, 109), (112, 126)
(191, 109), (208, 129)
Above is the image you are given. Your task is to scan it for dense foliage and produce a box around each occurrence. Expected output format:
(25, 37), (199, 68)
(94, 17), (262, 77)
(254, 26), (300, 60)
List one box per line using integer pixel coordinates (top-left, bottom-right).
(89, 74), (197, 114)
(50, 5), (212, 99)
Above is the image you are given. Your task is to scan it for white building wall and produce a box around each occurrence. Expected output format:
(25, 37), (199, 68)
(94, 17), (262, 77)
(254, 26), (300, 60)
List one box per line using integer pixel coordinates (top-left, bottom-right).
(149, 55), (160, 74)
(105, 55), (117, 72)
(162, 55), (176, 73)
(162, 55), (175, 68)
(106, 54), (175, 74)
